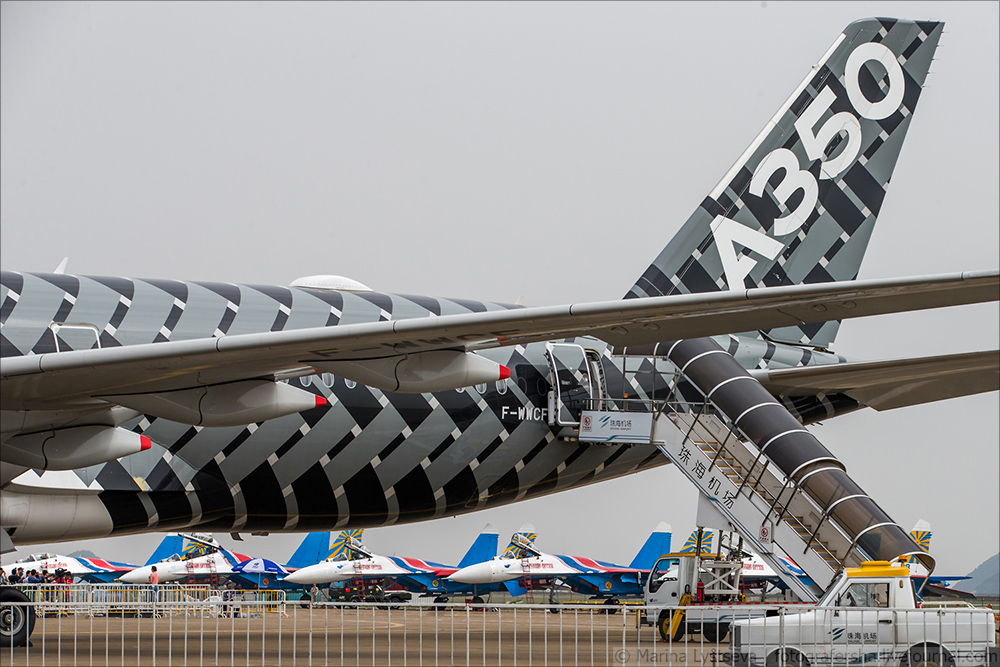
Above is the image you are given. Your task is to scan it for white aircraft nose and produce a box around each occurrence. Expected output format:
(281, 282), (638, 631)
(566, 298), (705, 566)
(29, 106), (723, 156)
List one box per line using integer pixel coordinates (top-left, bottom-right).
(120, 567), (150, 584)
(448, 561), (512, 584)
(284, 567), (318, 585)
(285, 562), (352, 585)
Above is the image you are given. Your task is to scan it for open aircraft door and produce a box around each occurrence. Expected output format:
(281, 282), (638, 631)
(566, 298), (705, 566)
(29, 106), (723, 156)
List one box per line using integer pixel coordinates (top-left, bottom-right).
(544, 343), (607, 427)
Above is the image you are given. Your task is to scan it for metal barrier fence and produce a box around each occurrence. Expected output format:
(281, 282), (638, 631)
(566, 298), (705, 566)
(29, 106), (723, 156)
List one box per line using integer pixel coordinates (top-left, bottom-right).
(1, 597), (997, 666)
(10, 583), (287, 618)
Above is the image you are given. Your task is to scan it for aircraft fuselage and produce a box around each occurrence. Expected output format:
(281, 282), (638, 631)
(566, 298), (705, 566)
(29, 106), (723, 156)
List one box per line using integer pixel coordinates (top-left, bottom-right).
(0, 272), (859, 545)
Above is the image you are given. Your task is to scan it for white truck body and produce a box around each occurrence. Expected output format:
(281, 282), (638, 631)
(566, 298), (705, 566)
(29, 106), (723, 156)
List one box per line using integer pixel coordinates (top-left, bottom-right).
(728, 561), (997, 667)
(643, 552), (809, 642)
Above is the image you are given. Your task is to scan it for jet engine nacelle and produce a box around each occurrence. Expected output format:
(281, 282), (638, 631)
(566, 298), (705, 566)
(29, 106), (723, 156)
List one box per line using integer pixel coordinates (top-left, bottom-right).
(317, 350), (510, 394)
(3, 425), (151, 471)
(105, 380), (326, 427)
(448, 558), (521, 584)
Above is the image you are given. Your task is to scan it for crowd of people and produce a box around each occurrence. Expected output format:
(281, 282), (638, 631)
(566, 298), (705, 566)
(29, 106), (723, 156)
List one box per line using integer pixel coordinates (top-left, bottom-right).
(2, 567), (74, 585)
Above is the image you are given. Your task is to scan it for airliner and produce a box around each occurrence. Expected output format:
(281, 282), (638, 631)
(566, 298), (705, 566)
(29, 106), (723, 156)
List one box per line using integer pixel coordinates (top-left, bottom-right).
(1, 18), (997, 571)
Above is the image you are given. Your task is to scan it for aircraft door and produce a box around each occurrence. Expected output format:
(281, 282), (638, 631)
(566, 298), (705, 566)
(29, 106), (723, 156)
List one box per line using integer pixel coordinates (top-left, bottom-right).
(544, 343), (607, 426)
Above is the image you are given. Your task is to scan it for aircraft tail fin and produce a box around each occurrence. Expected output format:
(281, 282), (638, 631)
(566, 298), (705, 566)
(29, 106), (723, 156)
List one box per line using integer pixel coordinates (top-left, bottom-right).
(679, 530), (714, 555)
(501, 523), (537, 560)
(145, 534), (184, 566)
(326, 529), (364, 560)
(458, 524), (500, 569)
(628, 522), (672, 569)
(286, 532), (331, 569)
(901, 520), (932, 566)
(626, 18), (944, 348)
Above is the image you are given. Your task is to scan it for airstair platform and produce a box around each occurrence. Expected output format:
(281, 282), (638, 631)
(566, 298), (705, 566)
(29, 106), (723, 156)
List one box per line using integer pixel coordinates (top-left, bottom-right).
(631, 338), (931, 601)
(574, 337), (932, 600)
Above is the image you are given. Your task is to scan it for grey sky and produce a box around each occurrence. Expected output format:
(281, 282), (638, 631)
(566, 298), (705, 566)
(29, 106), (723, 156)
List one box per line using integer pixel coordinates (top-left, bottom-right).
(1, 2), (997, 580)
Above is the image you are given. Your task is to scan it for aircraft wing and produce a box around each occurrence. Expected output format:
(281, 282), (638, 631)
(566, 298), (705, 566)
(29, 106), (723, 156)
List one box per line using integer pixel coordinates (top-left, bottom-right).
(750, 349), (1000, 411)
(2, 270), (996, 411)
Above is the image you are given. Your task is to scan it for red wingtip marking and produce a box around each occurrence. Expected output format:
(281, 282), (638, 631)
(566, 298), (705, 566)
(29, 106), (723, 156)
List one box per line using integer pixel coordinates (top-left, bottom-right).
(140, 436), (152, 451)
(499, 365), (511, 380)
(315, 395), (328, 407)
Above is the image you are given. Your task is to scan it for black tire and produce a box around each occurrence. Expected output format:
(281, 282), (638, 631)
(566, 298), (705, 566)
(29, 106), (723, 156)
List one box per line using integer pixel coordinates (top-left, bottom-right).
(900, 644), (955, 667)
(657, 610), (685, 642)
(603, 597), (620, 615)
(0, 587), (35, 648)
(701, 622), (729, 643)
(766, 648), (809, 667)
(433, 595), (448, 612)
(298, 593), (311, 608)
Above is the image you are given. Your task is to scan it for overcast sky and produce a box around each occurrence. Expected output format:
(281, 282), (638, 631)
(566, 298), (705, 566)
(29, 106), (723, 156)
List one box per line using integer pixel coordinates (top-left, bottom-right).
(1, 2), (997, 581)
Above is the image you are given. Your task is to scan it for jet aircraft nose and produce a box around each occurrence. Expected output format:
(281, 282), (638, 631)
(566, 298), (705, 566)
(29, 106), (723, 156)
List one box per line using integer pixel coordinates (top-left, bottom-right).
(448, 560), (515, 584)
(120, 567), (150, 584)
(285, 562), (352, 585)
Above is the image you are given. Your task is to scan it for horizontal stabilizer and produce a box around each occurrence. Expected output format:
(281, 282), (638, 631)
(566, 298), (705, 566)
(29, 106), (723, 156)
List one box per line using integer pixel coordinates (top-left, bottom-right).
(751, 350), (999, 410)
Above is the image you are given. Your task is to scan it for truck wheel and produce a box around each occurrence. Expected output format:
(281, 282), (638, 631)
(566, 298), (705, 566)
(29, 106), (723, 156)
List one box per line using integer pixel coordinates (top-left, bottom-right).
(0, 587), (35, 648)
(657, 611), (685, 642)
(702, 622), (729, 643)
(901, 645), (954, 667)
(388, 595), (403, 610)
(766, 648), (809, 667)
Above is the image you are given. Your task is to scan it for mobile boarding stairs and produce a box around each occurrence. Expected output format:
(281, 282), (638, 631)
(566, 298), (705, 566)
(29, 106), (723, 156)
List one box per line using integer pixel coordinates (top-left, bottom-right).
(568, 338), (933, 602)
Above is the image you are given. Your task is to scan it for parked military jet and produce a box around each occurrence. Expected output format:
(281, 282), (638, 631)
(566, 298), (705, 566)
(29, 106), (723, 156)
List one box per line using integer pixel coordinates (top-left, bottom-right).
(449, 523), (671, 602)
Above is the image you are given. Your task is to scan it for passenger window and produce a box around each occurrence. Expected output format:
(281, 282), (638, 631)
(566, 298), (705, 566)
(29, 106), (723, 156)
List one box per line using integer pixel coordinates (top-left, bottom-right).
(496, 379), (508, 395)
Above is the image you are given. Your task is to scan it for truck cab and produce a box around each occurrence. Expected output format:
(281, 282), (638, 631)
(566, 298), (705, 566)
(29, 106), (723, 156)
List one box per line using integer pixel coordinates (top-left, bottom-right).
(645, 551), (745, 642)
(729, 561), (997, 667)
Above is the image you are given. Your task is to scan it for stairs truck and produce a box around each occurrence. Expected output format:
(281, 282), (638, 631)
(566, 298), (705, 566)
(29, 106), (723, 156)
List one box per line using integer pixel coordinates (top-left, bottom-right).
(727, 561), (997, 667)
(643, 542), (813, 643)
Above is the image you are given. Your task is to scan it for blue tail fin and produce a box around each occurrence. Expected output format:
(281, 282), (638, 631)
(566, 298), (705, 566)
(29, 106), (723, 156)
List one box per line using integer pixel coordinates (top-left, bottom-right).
(626, 19), (944, 348)
(145, 534), (183, 566)
(458, 525), (500, 568)
(628, 522), (672, 569)
(286, 532), (331, 569)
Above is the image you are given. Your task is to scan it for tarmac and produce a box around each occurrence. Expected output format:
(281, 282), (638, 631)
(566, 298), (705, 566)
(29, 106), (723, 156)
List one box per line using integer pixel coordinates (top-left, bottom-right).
(3, 603), (729, 666)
